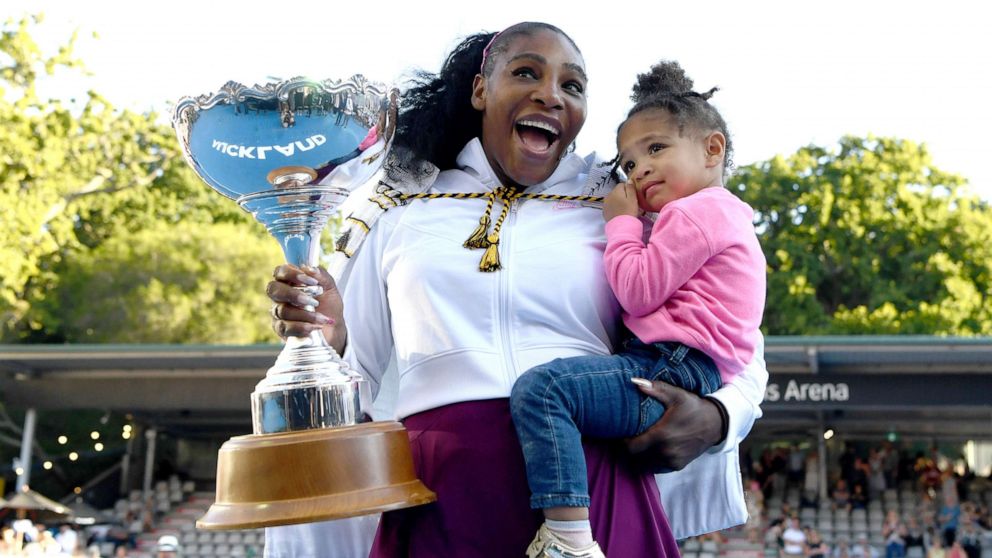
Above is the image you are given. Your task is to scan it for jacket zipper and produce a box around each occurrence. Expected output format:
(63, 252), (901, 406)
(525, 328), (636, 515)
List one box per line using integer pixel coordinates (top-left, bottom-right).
(497, 199), (519, 388)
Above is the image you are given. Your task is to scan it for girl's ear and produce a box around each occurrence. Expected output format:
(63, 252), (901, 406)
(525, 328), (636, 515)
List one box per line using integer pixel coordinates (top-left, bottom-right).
(471, 74), (486, 112)
(703, 131), (726, 168)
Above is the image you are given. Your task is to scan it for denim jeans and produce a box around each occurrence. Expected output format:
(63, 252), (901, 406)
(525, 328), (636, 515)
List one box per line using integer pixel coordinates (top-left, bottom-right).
(509, 338), (721, 510)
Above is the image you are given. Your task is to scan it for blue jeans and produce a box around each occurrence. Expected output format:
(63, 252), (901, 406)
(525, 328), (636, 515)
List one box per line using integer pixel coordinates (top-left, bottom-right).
(509, 338), (722, 509)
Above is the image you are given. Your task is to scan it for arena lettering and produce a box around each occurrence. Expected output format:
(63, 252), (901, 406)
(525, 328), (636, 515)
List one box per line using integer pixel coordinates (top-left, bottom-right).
(211, 134), (326, 160)
(764, 380), (849, 402)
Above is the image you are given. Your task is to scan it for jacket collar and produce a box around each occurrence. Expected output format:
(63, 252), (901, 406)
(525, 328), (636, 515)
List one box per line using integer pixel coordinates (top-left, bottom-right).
(455, 138), (587, 194)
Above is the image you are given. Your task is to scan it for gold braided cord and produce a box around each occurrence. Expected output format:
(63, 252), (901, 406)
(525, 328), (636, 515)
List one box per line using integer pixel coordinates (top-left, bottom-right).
(363, 184), (605, 272)
(396, 191), (603, 204)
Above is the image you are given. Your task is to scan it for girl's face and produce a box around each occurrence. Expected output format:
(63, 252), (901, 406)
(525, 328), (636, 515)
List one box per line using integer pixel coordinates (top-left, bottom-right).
(617, 109), (724, 213)
(471, 29), (587, 188)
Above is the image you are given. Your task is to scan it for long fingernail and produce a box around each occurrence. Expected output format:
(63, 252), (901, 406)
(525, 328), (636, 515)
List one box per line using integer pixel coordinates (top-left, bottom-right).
(631, 378), (652, 388)
(296, 273), (319, 286)
(314, 313), (334, 325)
(299, 296), (320, 308)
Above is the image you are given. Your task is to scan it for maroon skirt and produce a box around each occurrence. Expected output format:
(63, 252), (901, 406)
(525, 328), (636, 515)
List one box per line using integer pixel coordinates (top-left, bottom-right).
(370, 399), (680, 558)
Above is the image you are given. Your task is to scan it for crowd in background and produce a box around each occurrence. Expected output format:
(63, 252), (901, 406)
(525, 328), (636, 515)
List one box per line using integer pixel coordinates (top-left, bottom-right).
(4, 442), (991, 557)
(738, 442), (991, 558)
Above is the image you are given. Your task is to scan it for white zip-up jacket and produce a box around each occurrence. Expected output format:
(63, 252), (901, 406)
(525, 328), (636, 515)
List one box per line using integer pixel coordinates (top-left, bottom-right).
(265, 139), (767, 557)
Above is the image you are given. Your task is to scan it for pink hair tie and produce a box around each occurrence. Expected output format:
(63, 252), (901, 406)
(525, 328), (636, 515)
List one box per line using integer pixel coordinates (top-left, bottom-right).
(480, 31), (503, 74)
(359, 125), (378, 151)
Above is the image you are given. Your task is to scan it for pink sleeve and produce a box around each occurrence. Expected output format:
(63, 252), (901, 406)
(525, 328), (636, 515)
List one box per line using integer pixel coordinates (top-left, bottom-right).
(603, 209), (713, 317)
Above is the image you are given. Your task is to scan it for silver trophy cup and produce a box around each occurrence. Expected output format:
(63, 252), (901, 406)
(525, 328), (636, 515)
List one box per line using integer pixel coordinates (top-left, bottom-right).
(173, 76), (433, 529)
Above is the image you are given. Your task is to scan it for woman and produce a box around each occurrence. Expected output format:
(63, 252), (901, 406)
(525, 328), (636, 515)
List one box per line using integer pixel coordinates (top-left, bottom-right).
(265, 22), (767, 558)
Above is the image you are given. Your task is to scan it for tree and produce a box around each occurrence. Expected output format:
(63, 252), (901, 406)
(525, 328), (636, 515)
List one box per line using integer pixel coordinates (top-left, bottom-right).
(731, 135), (992, 335)
(1, 15), (282, 343)
(43, 221), (281, 343)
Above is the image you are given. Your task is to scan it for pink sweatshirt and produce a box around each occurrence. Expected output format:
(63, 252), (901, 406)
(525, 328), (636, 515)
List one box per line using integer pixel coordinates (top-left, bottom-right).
(604, 187), (766, 383)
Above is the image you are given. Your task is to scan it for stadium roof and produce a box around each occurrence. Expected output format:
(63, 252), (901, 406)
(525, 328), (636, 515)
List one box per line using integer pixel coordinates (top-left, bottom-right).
(2, 337), (991, 439)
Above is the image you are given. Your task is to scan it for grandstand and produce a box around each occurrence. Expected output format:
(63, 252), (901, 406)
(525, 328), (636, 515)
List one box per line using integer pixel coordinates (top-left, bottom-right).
(2, 336), (991, 556)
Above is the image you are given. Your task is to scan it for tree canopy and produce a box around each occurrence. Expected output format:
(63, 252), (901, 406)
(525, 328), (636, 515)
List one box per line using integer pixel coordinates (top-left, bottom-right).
(3, 16), (990, 343)
(732, 135), (992, 335)
(1, 15), (282, 343)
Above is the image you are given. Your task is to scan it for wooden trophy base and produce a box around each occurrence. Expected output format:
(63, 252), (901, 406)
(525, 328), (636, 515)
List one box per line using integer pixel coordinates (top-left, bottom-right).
(196, 421), (435, 530)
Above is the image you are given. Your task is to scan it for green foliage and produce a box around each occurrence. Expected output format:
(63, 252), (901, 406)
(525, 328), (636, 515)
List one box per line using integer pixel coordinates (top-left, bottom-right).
(41, 221), (282, 343)
(1, 15), (278, 343)
(731, 136), (992, 335)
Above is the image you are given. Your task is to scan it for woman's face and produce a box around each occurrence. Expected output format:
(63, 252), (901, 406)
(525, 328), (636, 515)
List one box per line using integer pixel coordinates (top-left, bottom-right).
(471, 29), (587, 188)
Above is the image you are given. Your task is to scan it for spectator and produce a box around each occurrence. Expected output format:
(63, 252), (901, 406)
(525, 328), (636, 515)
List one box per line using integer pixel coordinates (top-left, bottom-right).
(946, 542), (967, 558)
(850, 484), (869, 510)
(869, 449), (887, 499)
(156, 534), (180, 558)
(804, 450), (821, 507)
(882, 442), (900, 489)
(851, 457), (870, 495)
(56, 524), (79, 555)
(883, 510), (907, 558)
(834, 536), (853, 558)
(783, 517), (808, 558)
(745, 479), (765, 543)
(956, 519), (981, 558)
(833, 479), (852, 512)
(927, 532), (946, 558)
(788, 445), (805, 488)
(938, 493), (961, 546)
(807, 529), (830, 558)
(904, 517), (927, 558)
(1, 527), (17, 556)
(852, 533), (881, 558)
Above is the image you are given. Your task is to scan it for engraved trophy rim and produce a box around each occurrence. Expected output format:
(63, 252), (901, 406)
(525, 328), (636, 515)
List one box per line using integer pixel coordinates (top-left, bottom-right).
(172, 73), (396, 435)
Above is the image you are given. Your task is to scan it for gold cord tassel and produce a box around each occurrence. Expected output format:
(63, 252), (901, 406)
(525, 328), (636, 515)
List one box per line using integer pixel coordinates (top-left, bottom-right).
(463, 213), (492, 249)
(479, 233), (502, 272)
(464, 188), (499, 249)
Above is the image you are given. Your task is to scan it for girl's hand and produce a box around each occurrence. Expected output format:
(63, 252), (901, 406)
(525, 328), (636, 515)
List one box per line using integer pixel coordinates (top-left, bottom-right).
(266, 264), (347, 354)
(603, 180), (639, 222)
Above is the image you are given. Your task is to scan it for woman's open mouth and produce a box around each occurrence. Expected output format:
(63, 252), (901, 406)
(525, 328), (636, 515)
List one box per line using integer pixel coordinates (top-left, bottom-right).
(515, 118), (561, 155)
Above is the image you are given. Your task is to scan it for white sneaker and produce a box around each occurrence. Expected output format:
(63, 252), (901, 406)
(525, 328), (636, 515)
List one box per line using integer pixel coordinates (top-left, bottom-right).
(525, 524), (606, 558)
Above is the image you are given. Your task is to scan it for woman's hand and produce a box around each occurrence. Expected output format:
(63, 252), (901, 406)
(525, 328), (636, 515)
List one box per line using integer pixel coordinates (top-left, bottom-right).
(603, 180), (639, 222)
(625, 380), (725, 473)
(266, 265), (347, 354)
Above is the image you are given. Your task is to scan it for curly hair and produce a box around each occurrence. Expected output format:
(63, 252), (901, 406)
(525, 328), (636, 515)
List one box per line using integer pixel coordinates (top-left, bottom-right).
(389, 22), (581, 175)
(613, 60), (734, 174)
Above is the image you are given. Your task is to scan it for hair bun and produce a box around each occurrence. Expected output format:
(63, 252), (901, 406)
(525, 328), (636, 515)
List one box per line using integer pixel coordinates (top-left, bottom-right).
(631, 60), (694, 102)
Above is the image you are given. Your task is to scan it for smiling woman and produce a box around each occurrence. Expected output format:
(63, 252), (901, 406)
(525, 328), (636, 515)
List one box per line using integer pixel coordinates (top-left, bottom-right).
(264, 22), (767, 558)
(470, 27), (587, 187)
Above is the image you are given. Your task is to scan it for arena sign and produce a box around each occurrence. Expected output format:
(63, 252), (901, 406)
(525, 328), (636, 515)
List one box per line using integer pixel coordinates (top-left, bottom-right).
(764, 379), (849, 403)
(762, 373), (992, 408)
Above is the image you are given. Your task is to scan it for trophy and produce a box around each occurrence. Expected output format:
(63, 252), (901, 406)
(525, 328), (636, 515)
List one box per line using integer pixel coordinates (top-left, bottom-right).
(172, 76), (435, 529)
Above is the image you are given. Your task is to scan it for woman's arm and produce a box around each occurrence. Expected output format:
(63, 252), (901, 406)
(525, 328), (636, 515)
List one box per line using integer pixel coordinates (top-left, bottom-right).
(625, 332), (768, 471)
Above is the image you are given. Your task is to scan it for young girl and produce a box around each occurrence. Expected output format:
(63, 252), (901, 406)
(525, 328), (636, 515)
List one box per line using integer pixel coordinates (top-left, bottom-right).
(510, 60), (766, 557)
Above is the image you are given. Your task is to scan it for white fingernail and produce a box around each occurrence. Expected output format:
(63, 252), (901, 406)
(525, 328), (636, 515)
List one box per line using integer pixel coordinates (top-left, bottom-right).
(631, 378), (652, 388)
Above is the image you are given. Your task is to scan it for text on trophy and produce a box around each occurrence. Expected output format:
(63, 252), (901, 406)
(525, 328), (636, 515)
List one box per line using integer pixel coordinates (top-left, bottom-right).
(211, 134), (328, 160)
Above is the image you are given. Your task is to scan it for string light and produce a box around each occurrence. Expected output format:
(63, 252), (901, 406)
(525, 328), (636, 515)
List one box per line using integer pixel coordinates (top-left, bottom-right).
(823, 429), (835, 440)
(122, 432), (131, 440)
(69, 452), (79, 461)
(123, 425), (132, 433)
(95, 442), (104, 451)
(90, 431), (100, 440)
(15, 467), (23, 475)
(58, 435), (68, 444)
(74, 487), (82, 494)
(43, 461), (53, 470)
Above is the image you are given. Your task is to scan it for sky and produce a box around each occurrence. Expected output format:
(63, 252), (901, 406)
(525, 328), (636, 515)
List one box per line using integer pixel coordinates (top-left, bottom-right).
(7, 0), (992, 200)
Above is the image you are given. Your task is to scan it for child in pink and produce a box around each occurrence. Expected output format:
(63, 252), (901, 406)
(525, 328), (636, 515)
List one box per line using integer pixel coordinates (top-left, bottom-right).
(511, 60), (765, 558)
